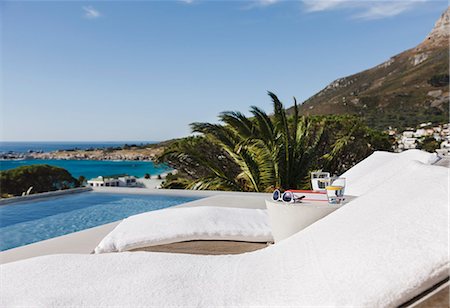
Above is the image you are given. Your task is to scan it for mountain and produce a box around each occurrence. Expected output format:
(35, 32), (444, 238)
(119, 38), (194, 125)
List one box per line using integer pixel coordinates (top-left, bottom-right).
(291, 7), (449, 130)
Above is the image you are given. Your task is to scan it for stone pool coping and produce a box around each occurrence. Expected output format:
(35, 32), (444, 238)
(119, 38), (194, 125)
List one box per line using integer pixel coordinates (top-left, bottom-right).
(0, 188), (270, 264)
(0, 187), (93, 206)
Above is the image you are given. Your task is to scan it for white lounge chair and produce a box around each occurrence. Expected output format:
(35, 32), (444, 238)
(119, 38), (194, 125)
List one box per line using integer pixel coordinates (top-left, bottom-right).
(94, 149), (437, 253)
(1, 160), (447, 307)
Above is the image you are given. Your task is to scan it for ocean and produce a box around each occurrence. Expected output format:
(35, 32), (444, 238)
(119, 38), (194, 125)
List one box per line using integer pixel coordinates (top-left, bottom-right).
(0, 159), (170, 179)
(0, 142), (169, 179)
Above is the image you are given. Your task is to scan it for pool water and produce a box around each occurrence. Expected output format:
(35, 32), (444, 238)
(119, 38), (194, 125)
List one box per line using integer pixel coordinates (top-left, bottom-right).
(0, 192), (200, 251)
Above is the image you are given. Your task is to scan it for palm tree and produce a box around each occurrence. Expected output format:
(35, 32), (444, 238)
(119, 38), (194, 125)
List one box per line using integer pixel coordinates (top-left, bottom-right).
(157, 136), (244, 191)
(191, 92), (329, 191)
(159, 92), (391, 192)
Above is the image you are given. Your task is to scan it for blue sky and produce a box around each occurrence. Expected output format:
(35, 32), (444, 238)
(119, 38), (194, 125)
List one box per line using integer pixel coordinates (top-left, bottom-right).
(1, 0), (447, 141)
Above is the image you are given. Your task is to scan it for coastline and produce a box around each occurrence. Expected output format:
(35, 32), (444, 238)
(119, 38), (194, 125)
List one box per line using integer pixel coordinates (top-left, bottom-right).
(28, 146), (164, 161)
(0, 141), (172, 161)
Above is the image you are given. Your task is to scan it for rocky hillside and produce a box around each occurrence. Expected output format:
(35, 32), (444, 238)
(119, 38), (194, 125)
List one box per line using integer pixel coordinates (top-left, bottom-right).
(291, 7), (449, 130)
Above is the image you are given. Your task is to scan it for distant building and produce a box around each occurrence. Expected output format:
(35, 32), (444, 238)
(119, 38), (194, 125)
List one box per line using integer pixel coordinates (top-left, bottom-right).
(398, 136), (417, 150)
(87, 175), (137, 187)
(416, 128), (434, 138)
(387, 129), (397, 136)
(394, 123), (450, 152)
(397, 131), (418, 150)
(441, 125), (449, 137)
(419, 122), (432, 128)
(402, 131), (414, 138)
(413, 129), (424, 138)
(440, 137), (450, 151)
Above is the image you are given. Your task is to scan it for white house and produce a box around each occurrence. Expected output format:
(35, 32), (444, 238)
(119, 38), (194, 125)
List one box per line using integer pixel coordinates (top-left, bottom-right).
(88, 175), (138, 188)
(413, 128), (429, 138)
(440, 137), (450, 151)
(402, 131), (414, 138)
(419, 122), (432, 128)
(398, 136), (417, 150)
(118, 175), (137, 187)
(88, 176), (119, 187)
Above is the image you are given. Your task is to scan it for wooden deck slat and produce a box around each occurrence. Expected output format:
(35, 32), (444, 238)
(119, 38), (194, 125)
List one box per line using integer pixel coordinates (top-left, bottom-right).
(130, 240), (269, 255)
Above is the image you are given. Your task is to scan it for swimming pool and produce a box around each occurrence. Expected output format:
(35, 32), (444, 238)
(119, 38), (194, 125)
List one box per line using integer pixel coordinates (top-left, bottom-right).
(0, 192), (200, 251)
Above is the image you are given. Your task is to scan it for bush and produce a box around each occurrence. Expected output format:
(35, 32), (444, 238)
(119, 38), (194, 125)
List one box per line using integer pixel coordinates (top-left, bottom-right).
(144, 173), (151, 179)
(0, 165), (80, 197)
(418, 137), (440, 153)
(161, 173), (191, 189)
(428, 74), (449, 87)
(78, 175), (86, 186)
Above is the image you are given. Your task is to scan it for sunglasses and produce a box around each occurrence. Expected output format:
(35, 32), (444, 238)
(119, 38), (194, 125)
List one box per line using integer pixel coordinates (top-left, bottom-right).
(272, 189), (306, 203)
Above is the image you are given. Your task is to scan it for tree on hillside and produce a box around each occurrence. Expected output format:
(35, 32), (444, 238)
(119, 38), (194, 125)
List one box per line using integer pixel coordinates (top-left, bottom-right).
(418, 136), (440, 153)
(78, 175), (86, 186)
(0, 165), (80, 197)
(314, 114), (392, 175)
(158, 92), (391, 191)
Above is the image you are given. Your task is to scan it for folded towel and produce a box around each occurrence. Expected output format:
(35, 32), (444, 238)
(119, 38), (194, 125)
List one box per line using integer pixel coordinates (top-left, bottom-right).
(95, 205), (272, 253)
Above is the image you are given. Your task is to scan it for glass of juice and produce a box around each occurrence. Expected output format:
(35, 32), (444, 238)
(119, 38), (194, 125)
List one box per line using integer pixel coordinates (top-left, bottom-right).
(326, 177), (346, 204)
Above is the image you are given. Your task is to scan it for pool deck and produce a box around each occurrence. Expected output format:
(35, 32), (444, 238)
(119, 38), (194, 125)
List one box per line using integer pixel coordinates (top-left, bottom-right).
(0, 188), (270, 264)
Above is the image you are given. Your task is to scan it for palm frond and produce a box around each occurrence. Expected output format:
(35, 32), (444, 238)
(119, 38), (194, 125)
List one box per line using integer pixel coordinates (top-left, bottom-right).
(250, 106), (274, 142)
(219, 111), (254, 138)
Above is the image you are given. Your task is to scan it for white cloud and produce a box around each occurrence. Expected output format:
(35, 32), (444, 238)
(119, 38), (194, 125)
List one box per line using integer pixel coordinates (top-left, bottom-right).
(83, 6), (101, 19)
(353, 1), (425, 19)
(257, 0), (281, 6)
(303, 0), (348, 12)
(245, 0), (426, 18)
(302, 0), (427, 20)
(242, 0), (281, 9)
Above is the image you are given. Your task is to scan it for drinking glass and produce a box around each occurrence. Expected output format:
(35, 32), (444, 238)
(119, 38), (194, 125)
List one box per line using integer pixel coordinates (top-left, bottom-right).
(331, 177), (346, 196)
(326, 177), (346, 205)
(311, 172), (330, 191)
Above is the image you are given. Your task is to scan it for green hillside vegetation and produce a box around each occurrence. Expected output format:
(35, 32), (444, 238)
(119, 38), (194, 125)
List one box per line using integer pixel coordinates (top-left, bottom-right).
(288, 17), (449, 131)
(0, 165), (80, 198)
(157, 92), (391, 192)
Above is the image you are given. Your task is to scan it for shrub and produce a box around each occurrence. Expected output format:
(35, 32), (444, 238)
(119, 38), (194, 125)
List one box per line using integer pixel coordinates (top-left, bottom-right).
(418, 137), (440, 153)
(0, 165), (80, 197)
(78, 175), (86, 186)
(428, 74), (449, 87)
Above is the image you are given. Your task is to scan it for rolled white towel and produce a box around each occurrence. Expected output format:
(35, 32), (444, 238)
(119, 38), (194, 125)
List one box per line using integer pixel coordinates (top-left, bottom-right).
(95, 206), (272, 253)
